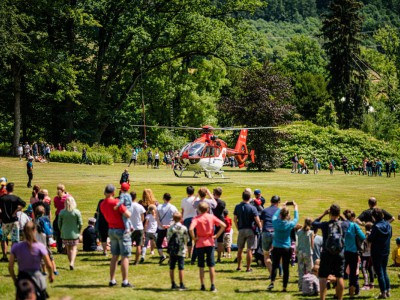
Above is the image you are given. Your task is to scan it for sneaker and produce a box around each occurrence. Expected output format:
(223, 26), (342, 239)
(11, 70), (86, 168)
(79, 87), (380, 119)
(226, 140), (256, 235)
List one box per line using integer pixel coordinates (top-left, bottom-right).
(200, 285), (206, 291)
(361, 285), (370, 291)
(0, 257), (8, 262)
(69, 265), (74, 271)
(179, 284), (187, 291)
(150, 251), (154, 255)
(370, 284), (375, 289)
(267, 283), (274, 290)
(386, 291), (391, 298)
(121, 282), (134, 288)
(53, 271), (59, 275)
(171, 283), (178, 289)
(210, 285), (217, 292)
(375, 294), (387, 299)
(246, 268), (253, 273)
(109, 281), (117, 287)
(139, 257), (144, 263)
(159, 256), (167, 264)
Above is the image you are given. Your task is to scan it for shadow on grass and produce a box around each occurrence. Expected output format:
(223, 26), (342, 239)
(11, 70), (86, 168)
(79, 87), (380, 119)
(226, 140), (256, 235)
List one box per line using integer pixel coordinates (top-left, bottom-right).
(135, 287), (197, 293)
(229, 276), (269, 281)
(215, 269), (237, 273)
(162, 181), (234, 186)
(234, 288), (272, 293)
(55, 284), (105, 289)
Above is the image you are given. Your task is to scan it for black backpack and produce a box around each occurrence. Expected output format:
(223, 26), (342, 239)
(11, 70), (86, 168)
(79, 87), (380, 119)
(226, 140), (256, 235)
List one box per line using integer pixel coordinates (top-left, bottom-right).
(167, 232), (180, 256)
(325, 221), (344, 255)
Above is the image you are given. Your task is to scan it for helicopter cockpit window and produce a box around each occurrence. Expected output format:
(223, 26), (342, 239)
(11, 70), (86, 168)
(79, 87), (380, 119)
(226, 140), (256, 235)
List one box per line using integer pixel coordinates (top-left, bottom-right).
(179, 143), (192, 156)
(215, 147), (221, 156)
(204, 146), (219, 157)
(188, 143), (205, 157)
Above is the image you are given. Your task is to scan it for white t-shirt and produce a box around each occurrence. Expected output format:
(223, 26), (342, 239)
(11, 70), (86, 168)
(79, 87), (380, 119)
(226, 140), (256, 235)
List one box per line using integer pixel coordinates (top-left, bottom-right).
(18, 146), (23, 155)
(181, 196), (197, 220)
(145, 214), (158, 233)
(155, 153), (160, 159)
(129, 202), (146, 230)
(157, 203), (178, 229)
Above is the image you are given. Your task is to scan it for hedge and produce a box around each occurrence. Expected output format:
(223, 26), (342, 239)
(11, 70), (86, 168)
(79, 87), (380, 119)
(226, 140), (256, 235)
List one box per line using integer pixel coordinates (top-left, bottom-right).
(50, 151), (113, 165)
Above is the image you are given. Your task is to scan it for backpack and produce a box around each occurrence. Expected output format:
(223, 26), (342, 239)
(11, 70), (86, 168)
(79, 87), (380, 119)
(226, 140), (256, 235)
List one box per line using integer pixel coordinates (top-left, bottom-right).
(325, 221), (344, 255)
(353, 224), (365, 254)
(36, 216), (53, 236)
(167, 232), (180, 256)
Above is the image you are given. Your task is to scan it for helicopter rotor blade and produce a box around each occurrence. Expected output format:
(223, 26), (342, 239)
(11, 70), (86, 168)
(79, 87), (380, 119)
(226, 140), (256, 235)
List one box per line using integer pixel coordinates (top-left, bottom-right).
(130, 125), (278, 130)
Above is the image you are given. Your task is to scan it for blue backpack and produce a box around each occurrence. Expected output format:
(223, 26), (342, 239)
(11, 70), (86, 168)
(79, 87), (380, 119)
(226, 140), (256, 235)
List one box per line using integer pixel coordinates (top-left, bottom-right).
(36, 216), (53, 236)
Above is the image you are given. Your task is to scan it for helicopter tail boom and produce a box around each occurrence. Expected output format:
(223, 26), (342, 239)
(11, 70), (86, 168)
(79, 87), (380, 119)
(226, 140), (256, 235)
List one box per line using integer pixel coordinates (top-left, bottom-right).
(234, 129), (249, 168)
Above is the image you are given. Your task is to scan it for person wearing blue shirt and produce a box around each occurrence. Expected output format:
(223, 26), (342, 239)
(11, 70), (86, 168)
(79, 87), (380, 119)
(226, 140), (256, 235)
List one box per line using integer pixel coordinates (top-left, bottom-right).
(343, 210), (365, 297)
(267, 201), (298, 292)
(26, 156), (33, 188)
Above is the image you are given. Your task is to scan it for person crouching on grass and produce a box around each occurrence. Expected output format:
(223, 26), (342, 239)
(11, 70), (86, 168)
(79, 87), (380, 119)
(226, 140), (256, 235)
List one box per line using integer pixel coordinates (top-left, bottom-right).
(189, 202), (226, 292)
(167, 212), (188, 290)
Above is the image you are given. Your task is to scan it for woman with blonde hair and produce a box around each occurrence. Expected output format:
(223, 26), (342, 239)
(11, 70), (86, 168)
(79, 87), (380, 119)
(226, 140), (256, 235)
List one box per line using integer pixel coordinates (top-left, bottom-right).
(9, 221), (54, 299)
(58, 196), (82, 270)
(139, 188), (158, 209)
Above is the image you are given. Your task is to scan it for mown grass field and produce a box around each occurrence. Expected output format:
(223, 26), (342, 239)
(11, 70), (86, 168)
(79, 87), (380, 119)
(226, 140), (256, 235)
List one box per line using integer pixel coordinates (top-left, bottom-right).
(0, 157), (399, 299)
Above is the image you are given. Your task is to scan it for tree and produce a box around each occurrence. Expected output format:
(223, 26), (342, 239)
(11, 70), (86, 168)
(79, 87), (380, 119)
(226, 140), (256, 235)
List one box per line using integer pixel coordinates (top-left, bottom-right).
(321, 0), (368, 129)
(220, 63), (294, 170)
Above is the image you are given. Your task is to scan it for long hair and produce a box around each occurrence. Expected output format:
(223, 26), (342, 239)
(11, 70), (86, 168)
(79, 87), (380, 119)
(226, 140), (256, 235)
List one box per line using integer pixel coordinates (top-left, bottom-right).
(303, 217), (312, 232)
(280, 207), (289, 220)
(23, 221), (37, 250)
(142, 189), (156, 207)
(65, 196), (77, 212)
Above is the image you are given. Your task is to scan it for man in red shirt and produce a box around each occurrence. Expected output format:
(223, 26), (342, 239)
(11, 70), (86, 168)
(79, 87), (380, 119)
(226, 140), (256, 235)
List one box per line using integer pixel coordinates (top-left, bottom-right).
(100, 184), (133, 288)
(189, 202), (226, 292)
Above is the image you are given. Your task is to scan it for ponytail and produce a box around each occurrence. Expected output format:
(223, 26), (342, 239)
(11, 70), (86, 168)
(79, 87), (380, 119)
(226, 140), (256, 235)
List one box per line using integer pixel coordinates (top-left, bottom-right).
(23, 221), (37, 250)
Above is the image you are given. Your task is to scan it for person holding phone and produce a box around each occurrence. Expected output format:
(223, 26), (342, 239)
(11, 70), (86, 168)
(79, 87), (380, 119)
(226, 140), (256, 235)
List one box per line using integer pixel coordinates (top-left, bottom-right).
(268, 200), (299, 292)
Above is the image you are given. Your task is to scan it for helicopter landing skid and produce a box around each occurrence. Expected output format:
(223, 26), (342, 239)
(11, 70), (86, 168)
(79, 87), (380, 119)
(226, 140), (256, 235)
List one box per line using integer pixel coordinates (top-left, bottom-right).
(173, 166), (187, 177)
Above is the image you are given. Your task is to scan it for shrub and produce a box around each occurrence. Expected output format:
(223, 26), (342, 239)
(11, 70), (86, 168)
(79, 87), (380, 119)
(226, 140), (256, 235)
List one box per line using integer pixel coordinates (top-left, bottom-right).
(50, 151), (113, 165)
(278, 121), (399, 169)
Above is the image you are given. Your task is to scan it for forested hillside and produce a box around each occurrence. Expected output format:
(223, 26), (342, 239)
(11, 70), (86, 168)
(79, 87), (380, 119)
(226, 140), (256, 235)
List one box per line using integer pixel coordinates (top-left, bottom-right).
(1, 0), (399, 168)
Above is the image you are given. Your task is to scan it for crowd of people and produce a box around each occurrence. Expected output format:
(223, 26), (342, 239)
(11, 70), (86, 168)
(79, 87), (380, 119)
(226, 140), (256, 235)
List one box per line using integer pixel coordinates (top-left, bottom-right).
(0, 175), (399, 299)
(290, 153), (397, 177)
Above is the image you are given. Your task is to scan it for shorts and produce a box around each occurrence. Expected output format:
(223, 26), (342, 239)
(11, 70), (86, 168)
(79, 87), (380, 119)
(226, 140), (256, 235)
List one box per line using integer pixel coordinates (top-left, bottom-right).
(131, 230), (143, 246)
(183, 218), (193, 247)
(223, 233), (232, 248)
(98, 227), (108, 243)
(197, 246), (215, 268)
(2, 222), (20, 243)
(319, 251), (345, 278)
(156, 229), (167, 249)
(62, 239), (79, 246)
(147, 158), (153, 163)
(262, 231), (274, 252)
(169, 255), (185, 270)
(237, 228), (256, 250)
(215, 226), (224, 243)
(108, 228), (132, 257)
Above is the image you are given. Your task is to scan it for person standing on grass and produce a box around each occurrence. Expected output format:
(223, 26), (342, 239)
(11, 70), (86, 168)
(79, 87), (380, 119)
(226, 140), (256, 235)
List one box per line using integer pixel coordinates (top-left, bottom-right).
(368, 208), (392, 299)
(260, 195), (280, 276)
(167, 212), (188, 290)
(211, 187), (226, 263)
(156, 193), (178, 264)
(268, 201), (299, 292)
(58, 196), (82, 271)
(128, 147), (137, 167)
(312, 204), (349, 300)
(0, 183), (26, 262)
(234, 190), (262, 272)
(189, 202), (226, 292)
(95, 198), (109, 256)
(53, 184), (69, 254)
(356, 197), (395, 226)
(27, 156), (33, 188)
(296, 217), (314, 291)
(181, 186), (197, 258)
(129, 191), (145, 265)
(100, 184), (133, 288)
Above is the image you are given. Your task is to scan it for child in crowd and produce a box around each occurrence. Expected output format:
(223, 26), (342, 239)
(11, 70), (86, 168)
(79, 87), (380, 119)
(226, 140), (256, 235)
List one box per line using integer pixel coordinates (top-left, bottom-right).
(82, 218), (98, 252)
(189, 202), (226, 292)
(391, 237), (400, 267)
(141, 205), (158, 262)
(361, 222), (374, 290)
(302, 265), (320, 296)
(223, 209), (232, 258)
(329, 162), (334, 175)
(114, 182), (133, 234)
(296, 218), (314, 291)
(167, 212), (188, 290)
(34, 205), (58, 275)
(42, 189), (51, 205)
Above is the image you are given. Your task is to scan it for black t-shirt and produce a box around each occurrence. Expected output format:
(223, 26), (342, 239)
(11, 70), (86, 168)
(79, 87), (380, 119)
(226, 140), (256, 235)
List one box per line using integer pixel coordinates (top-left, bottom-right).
(233, 202), (258, 230)
(32, 201), (51, 217)
(95, 199), (109, 231)
(311, 219), (350, 252)
(358, 208), (393, 223)
(83, 225), (98, 251)
(212, 199), (226, 222)
(0, 194), (26, 223)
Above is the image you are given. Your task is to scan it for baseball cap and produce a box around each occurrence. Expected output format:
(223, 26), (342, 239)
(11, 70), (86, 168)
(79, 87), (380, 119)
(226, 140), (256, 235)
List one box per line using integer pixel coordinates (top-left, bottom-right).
(254, 189), (261, 195)
(104, 184), (115, 194)
(120, 182), (130, 191)
(396, 237), (400, 244)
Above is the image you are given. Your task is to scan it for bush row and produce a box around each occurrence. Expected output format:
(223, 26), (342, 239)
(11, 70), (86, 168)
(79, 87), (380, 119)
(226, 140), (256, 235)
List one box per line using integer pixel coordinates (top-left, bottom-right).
(50, 151), (114, 165)
(278, 121), (399, 169)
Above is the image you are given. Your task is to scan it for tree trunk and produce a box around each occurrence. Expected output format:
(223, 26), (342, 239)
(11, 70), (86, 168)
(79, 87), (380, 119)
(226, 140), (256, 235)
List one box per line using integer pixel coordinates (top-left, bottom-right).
(12, 60), (22, 156)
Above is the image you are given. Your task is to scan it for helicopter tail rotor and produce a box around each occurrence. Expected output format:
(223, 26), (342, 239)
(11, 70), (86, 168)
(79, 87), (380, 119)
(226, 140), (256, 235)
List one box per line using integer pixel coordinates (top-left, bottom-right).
(250, 150), (255, 163)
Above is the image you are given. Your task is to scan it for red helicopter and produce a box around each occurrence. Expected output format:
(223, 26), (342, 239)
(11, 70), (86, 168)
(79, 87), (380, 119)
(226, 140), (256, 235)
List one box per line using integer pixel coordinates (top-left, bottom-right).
(135, 125), (275, 178)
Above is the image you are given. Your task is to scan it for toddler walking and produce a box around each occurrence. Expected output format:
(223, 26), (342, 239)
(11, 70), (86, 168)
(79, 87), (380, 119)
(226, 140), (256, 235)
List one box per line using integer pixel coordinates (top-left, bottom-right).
(140, 205), (158, 262)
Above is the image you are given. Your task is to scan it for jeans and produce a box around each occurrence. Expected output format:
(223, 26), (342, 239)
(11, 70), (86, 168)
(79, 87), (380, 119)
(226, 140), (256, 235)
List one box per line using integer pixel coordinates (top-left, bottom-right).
(271, 247), (291, 288)
(372, 254), (390, 293)
(345, 251), (359, 288)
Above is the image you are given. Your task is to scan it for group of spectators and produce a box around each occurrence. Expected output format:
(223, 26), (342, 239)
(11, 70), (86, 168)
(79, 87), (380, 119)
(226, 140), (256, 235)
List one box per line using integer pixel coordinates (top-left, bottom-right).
(290, 153), (397, 177)
(18, 142), (53, 163)
(1, 175), (399, 299)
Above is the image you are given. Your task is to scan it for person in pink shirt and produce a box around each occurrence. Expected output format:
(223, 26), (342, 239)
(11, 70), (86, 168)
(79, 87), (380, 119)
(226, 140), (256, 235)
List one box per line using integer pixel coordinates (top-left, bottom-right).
(53, 184), (69, 253)
(189, 202), (226, 292)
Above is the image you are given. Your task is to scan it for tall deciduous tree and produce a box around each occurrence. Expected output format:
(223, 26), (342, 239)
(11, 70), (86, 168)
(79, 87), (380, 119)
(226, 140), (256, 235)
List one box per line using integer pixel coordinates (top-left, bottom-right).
(220, 63), (294, 170)
(321, 0), (368, 129)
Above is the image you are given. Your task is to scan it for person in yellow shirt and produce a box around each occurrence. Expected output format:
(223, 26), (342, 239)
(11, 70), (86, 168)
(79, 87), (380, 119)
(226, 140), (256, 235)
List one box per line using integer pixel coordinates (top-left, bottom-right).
(392, 238), (400, 266)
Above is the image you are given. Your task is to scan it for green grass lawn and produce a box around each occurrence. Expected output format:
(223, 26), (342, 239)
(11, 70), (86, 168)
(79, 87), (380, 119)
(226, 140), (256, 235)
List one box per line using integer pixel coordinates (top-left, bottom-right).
(0, 157), (399, 299)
